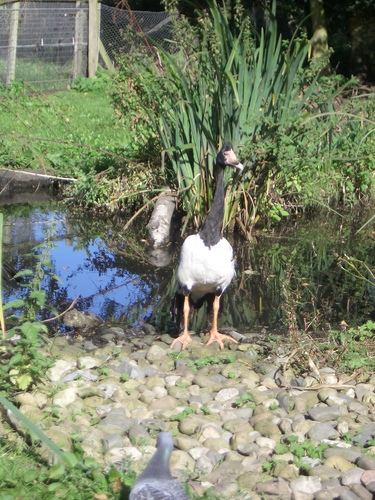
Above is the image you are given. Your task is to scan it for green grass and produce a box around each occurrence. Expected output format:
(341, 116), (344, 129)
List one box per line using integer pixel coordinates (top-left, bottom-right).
(0, 80), (127, 178)
(0, 56), (73, 91)
(0, 74), (161, 210)
(0, 438), (134, 499)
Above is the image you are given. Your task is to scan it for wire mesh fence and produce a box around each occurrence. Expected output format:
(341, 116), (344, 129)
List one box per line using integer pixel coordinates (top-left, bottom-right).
(100, 6), (172, 65)
(0, 1), (88, 89)
(0, 1), (172, 91)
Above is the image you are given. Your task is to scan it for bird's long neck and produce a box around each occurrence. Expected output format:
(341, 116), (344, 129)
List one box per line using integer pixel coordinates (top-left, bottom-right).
(138, 447), (173, 480)
(199, 165), (225, 247)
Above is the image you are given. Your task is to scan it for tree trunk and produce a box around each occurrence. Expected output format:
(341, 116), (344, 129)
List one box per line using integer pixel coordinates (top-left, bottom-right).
(309, 0), (329, 59)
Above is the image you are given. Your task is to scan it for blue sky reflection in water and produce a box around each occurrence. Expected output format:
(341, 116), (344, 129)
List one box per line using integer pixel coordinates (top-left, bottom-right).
(3, 208), (159, 326)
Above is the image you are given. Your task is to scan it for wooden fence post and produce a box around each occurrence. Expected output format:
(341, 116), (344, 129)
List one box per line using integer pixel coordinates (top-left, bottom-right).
(88, 0), (99, 77)
(6, 1), (20, 85)
(73, 0), (86, 78)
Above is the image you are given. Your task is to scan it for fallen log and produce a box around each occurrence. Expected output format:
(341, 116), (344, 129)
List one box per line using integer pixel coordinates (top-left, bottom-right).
(0, 168), (76, 203)
(146, 191), (178, 248)
(0, 169), (77, 186)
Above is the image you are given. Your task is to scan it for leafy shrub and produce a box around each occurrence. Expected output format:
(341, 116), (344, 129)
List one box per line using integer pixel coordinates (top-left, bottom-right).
(110, 0), (351, 233)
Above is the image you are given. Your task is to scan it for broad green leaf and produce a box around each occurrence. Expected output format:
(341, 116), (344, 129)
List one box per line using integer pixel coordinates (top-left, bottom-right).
(60, 451), (79, 468)
(15, 373), (33, 391)
(13, 269), (33, 278)
(3, 299), (25, 310)
(48, 463), (66, 480)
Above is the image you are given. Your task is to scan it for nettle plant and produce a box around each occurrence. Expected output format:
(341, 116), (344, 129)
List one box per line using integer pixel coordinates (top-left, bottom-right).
(0, 226), (59, 392)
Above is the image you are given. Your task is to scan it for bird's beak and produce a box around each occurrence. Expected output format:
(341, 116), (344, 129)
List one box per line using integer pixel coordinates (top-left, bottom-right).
(226, 148), (244, 171)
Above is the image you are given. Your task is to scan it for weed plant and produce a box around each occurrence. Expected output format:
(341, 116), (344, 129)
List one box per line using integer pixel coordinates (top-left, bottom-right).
(0, 224), (59, 392)
(262, 436), (330, 477)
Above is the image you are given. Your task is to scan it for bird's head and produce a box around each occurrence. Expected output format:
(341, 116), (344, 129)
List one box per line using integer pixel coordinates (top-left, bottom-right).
(216, 142), (243, 171)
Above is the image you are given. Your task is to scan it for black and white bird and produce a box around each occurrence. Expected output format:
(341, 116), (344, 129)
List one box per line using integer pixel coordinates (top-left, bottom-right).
(171, 142), (243, 350)
(129, 431), (189, 500)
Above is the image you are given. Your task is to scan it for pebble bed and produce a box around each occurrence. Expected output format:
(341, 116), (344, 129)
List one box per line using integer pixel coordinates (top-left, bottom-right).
(5, 312), (375, 500)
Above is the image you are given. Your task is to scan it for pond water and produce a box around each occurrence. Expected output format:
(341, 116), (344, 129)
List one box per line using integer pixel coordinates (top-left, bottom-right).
(2, 202), (374, 336)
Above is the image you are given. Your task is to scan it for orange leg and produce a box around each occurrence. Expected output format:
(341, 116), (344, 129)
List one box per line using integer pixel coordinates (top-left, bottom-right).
(170, 295), (193, 349)
(206, 295), (238, 350)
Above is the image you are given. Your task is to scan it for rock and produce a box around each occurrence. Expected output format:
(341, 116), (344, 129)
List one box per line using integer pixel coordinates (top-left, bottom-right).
(290, 475), (322, 494)
(148, 395), (180, 411)
(314, 478), (348, 499)
(223, 418), (253, 434)
(192, 375), (223, 392)
(129, 424), (151, 445)
(339, 491), (363, 500)
(361, 469), (375, 485)
(253, 419), (281, 438)
(202, 438), (230, 453)
(63, 309), (102, 329)
(318, 388), (338, 402)
(292, 418), (317, 434)
(52, 387), (77, 407)
(307, 404), (348, 422)
(212, 479), (239, 497)
(255, 478), (292, 497)
(357, 456), (375, 471)
(349, 484), (373, 499)
(348, 401), (369, 416)
(146, 344), (168, 363)
(215, 388), (239, 402)
(62, 369), (99, 383)
(46, 359), (76, 382)
(115, 360), (154, 379)
(102, 434), (125, 451)
(168, 386), (190, 400)
(307, 422), (339, 441)
(77, 356), (101, 369)
(178, 414), (211, 436)
(323, 455), (354, 472)
(355, 384), (375, 402)
(195, 454), (215, 476)
(207, 461), (244, 484)
(170, 450), (195, 473)
(13, 325), (375, 499)
(308, 465), (342, 481)
(97, 381), (121, 399)
(18, 404), (45, 424)
(77, 385), (104, 399)
(96, 408), (135, 434)
(273, 462), (299, 481)
(237, 471), (262, 491)
(44, 426), (72, 451)
(340, 467), (366, 486)
(353, 424), (375, 447)
(174, 436), (201, 452)
(145, 376), (166, 390)
(323, 447), (363, 463)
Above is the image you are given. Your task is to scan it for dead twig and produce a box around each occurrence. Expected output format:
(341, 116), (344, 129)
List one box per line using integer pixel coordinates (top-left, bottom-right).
(42, 297), (79, 323)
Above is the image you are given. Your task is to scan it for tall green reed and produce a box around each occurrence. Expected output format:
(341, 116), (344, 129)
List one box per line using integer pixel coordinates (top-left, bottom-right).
(111, 1), (358, 233)
(142, 0), (344, 233)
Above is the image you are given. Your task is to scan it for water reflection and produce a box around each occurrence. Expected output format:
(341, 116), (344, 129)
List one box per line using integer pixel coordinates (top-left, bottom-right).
(2, 203), (374, 334)
(2, 205), (174, 328)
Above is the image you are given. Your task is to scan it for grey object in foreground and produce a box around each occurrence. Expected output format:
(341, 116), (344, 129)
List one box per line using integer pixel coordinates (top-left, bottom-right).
(129, 431), (189, 499)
